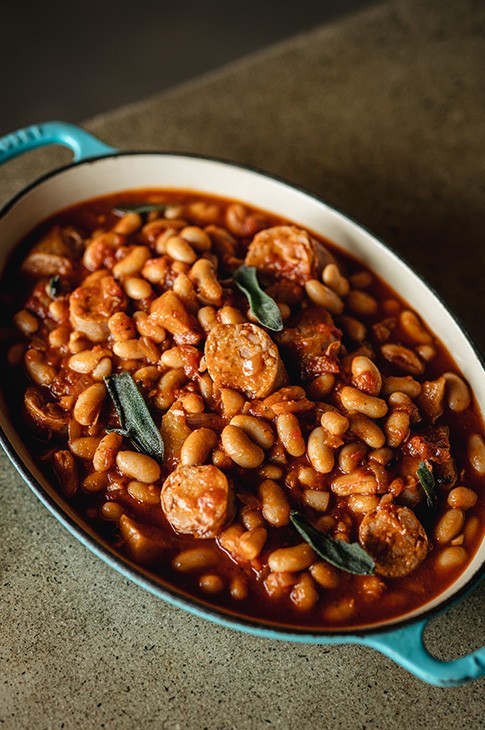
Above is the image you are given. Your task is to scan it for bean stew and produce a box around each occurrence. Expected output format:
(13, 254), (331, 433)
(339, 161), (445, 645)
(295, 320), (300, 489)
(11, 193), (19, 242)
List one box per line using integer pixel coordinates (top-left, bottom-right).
(2, 189), (484, 630)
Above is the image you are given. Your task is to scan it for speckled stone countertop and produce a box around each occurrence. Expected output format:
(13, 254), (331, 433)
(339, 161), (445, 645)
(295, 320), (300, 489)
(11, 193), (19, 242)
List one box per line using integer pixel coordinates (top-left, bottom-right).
(0, 0), (484, 727)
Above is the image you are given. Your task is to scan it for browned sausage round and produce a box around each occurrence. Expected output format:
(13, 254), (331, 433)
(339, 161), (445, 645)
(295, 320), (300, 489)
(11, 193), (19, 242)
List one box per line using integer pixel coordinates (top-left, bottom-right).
(205, 323), (287, 398)
(161, 465), (234, 538)
(69, 275), (126, 342)
(245, 225), (334, 284)
(359, 504), (428, 577)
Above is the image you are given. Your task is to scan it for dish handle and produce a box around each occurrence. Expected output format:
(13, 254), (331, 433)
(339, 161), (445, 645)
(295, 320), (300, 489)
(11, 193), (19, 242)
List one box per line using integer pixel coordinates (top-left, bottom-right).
(361, 618), (485, 686)
(0, 121), (116, 166)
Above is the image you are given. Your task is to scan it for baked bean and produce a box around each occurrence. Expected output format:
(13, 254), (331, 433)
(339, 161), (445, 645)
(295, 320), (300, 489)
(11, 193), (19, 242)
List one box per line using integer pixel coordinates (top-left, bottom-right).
(258, 464), (284, 480)
(385, 410), (410, 448)
(230, 576), (248, 600)
(347, 414), (385, 449)
(309, 562), (339, 588)
(267, 543), (316, 573)
(306, 373), (335, 399)
(381, 344), (424, 375)
(382, 375), (422, 398)
(180, 226), (212, 251)
(238, 527), (267, 560)
(346, 289), (378, 316)
(447, 487), (477, 511)
(350, 271), (373, 289)
(180, 428), (218, 466)
(259, 480), (290, 527)
(68, 331), (90, 355)
(197, 305), (218, 333)
(338, 441), (368, 472)
(126, 481), (160, 505)
(199, 574), (224, 594)
(323, 598), (356, 622)
(73, 383), (106, 426)
(220, 388), (246, 418)
(14, 309), (38, 335)
(369, 447), (393, 465)
(112, 245), (151, 277)
(435, 509), (465, 544)
(166, 235), (197, 264)
(435, 546), (467, 571)
(218, 306), (246, 325)
(108, 312), (136, 341)
(331, 469), (378, 496)
(155, 369), (187, 411)
(172, 547), (217, 572)
(351, 356), (382, 396)
(264, 571), (299, 598)
(93, 432), (123, 472)
(69, 436), (101, 460)
(24, 349), (55, 386)
(113, 211), (142, 235)
(241, 508), (264, 530)
(113, 338), (146, 360)
(322, 263), (349, 297)
(305, 279), (344, 314)
(464, 516), (479, 545)
(179, 392), (205, 413)
(230, 415), (275, 450)
(68, 348), (112, 374)
(160, 345), (198, 369)
(82, 472), (109, 493)
(290, 573), (319, 610)
(123, 276), (153, 300)
(320, 411), (349, 437)
(116, 450), (161, 483)
(302, 490), (330, 512)
(340, 386), (387, 419)
(93, 357), (113, 380)
(416, 344), (436, 362)
(189, 259), (223, 306)
(399, 310), (432, 344)
(218, 523), (245, 558)
(307, 427), (335, 474)
(347, 494), (380, 514)
(198, 372), (214, 403)
(101, 501), (124, 521)
(276, 414), (306, 457)
(468, 434), (485, 475)
(443, 372), (471, 412)
(48, 326), (69, 349)
(222, 424), (265, 468)
(298, 467), (323, 489)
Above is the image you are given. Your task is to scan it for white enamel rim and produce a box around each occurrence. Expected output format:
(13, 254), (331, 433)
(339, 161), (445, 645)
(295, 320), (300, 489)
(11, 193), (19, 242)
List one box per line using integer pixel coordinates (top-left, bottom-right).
(0, 152), (483, 635)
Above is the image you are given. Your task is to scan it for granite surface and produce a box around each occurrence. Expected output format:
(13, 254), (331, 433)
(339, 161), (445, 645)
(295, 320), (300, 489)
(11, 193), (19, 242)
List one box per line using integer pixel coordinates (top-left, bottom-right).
(0, 0), (484, 728)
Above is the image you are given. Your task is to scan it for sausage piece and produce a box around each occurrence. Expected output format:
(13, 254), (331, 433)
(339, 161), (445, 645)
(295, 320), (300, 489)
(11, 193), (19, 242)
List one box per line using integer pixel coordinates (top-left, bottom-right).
(205, 323), (287, 398)
(245, 225), (334, 284)
(161, 465), (234, 538)
(359, 504), (428, 577)
(21, 226), (74, 277)
(69, 275), (126, 342)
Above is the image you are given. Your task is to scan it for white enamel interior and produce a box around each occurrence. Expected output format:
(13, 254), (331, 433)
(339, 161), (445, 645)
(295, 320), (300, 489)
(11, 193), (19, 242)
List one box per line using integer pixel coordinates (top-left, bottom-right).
(0, 153), (483, 631)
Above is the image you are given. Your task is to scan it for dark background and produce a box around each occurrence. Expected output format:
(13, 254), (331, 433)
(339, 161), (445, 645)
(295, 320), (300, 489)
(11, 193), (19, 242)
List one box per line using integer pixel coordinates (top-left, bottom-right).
(1, 0), (376, 135)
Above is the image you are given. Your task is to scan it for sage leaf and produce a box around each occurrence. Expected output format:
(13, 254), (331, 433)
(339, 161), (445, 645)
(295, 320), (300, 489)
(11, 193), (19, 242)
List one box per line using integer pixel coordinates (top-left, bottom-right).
(47, 275), (61, 299)
(233, 265), (283, 332)
(105, 372), (164, 460)
(417, 460), (436, 507)
(290, 511), (375, 575)
(113, 203), (167, 216)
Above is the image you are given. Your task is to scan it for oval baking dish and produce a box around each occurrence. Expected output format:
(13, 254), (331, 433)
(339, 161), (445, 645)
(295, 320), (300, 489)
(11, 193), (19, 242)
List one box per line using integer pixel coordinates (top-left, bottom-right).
(0, 121), (483, 686)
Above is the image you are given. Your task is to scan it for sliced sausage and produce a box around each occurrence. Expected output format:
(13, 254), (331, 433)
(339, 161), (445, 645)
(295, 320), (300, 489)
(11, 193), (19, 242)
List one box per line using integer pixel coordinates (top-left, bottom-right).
(20, 226), (74, 277)
(359, 504), (428, 577)
(161, 465), (234, 538)
(276, 307), (341, 380)
(205, 323), (287, 398)
(245, 225), (334, 284)
(69, 275), (126, 342)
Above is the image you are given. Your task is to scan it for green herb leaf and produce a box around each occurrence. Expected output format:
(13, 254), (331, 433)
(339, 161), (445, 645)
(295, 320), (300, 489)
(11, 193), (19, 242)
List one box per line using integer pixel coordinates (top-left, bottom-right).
(290, 511), (375, 575)
(233, 265), (283, 332)
(105, 372), (164, 460)
(417, 460), (436, 507)
(47, 275), (61, 299)
(113, 203), (167, 216)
